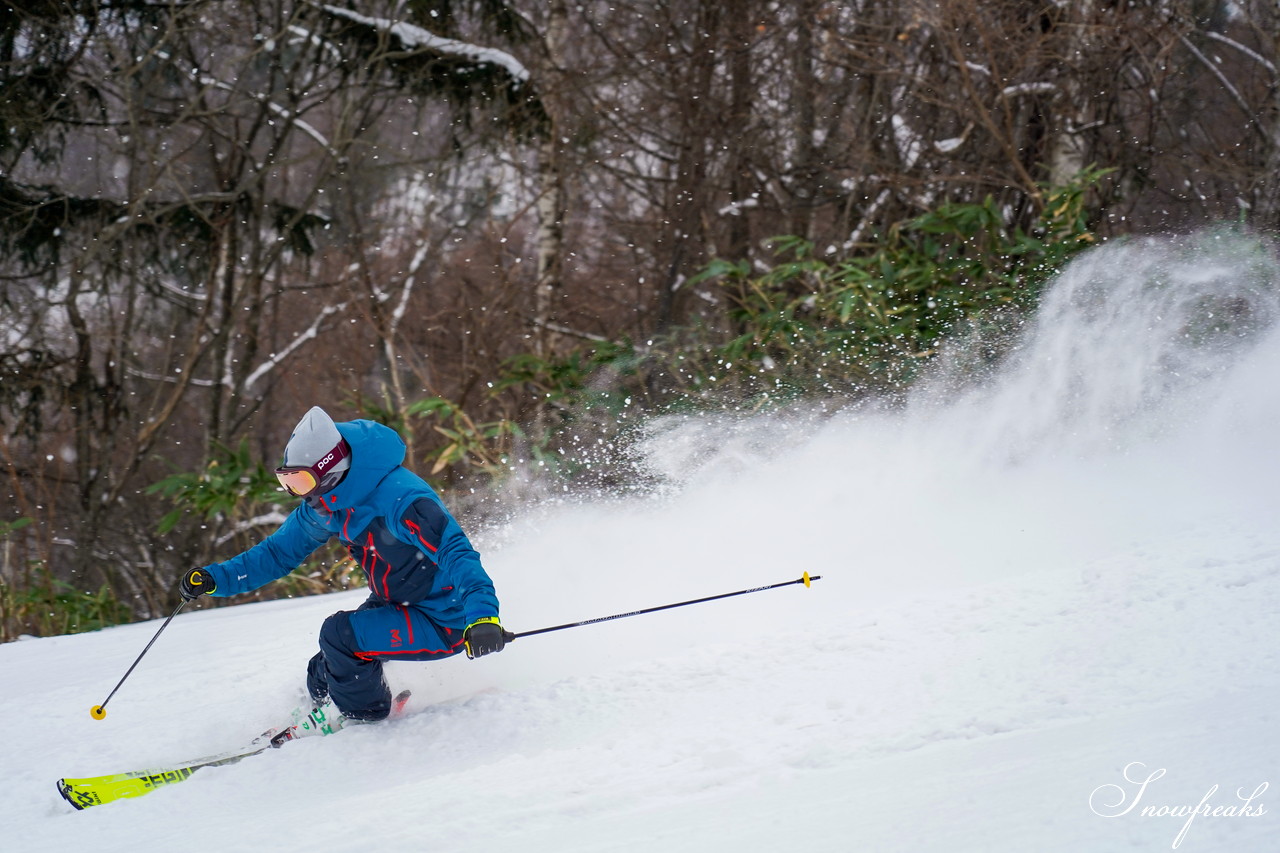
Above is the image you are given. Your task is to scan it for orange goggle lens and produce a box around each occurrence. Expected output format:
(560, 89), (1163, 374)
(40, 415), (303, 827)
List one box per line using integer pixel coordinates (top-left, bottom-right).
(275, 468), (319, 497)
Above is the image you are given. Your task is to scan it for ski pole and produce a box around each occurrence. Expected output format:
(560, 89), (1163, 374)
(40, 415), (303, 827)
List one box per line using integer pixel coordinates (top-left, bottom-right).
(90, 598), (188, 721)
(511, 572), (821, 640)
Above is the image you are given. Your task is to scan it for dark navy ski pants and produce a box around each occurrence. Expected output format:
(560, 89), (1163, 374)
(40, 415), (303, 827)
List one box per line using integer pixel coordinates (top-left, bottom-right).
(307, 596), (466, 720)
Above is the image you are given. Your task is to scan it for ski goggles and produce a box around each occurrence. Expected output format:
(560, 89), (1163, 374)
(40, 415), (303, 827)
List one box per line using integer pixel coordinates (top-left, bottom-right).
(274, 441), (349, 497)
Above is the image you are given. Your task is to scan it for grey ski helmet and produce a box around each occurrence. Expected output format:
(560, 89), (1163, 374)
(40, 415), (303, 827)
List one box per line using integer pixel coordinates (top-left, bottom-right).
(276, 406), (351, 496)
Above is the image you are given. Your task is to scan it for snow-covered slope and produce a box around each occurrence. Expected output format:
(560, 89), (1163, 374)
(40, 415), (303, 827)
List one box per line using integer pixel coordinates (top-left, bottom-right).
(5, 236), (1278, 852)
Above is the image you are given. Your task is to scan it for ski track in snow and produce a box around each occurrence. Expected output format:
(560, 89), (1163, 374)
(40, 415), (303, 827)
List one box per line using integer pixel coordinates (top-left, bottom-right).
(4, 236), (1280, 851)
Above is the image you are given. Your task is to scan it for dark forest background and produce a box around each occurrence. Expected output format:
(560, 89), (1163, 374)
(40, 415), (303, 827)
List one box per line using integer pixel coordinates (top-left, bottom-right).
(4, 0), (1280, 637)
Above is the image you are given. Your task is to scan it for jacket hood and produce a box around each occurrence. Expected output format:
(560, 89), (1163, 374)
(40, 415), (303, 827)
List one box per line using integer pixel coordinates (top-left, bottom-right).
(308, 420), (406, 510)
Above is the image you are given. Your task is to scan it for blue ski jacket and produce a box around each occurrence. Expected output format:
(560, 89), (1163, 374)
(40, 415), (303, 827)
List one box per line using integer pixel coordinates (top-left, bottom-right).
(202, 419), (499, 628)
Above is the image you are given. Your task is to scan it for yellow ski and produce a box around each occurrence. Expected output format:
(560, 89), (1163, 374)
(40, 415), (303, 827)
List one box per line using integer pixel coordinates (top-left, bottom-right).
(57, 742), (272, 809)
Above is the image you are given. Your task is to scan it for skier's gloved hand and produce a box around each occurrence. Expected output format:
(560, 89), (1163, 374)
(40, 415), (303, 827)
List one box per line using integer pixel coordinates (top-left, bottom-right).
(463, 617), (512, 659)
(179, 567), (217, 600)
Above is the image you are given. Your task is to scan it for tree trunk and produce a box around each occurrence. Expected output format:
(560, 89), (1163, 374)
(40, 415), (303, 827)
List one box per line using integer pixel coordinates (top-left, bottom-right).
(1047, 0), (1096, 189)
(533, 0), (570, 358)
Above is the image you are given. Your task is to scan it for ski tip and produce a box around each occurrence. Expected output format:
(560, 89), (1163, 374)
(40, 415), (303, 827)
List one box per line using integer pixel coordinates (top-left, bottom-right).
(57, 779), (86, 811)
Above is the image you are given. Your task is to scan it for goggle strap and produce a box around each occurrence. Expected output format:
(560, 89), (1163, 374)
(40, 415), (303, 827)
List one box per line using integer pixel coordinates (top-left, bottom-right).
(311, 440), (349, 478)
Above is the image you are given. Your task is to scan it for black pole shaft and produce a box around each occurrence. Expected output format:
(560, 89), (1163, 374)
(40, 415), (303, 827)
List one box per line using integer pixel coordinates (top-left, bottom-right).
(511, 574), (820, 640)
(96, 599), (187, 713)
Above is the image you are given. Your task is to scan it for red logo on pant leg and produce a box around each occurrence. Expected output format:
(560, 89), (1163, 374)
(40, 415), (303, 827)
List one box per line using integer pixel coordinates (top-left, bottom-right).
(390, 629), (402, 647)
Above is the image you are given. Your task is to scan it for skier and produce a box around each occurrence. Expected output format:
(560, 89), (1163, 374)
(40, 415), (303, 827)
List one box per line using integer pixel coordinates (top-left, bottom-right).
(178, 406), (509, 724)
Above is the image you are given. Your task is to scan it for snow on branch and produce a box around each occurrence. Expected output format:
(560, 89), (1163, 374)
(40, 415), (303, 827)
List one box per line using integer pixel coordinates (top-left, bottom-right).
(1179, 35), (1268, 142)
(241, 300), (349, 391)
(215, 511), (291, 544)
(154, 49), (335, 155)
(1001, 82), (1058, 98)
(315, 4), (530, 84)
(1204, 31), (1276, 76)
(391, 241), (433, 332)
(533, 319), (611, 344)
(892, 114), (923, 169)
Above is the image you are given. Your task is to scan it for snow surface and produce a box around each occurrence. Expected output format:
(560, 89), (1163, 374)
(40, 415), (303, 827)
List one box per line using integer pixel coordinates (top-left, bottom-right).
(5, 235), (1280, 851)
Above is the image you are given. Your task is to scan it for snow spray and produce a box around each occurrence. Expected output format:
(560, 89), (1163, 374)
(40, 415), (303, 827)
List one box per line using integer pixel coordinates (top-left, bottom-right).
(545, 231), (1280, 626)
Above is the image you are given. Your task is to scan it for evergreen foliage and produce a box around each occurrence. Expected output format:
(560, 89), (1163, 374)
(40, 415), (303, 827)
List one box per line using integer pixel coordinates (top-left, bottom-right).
(0, 567), (132, 641)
